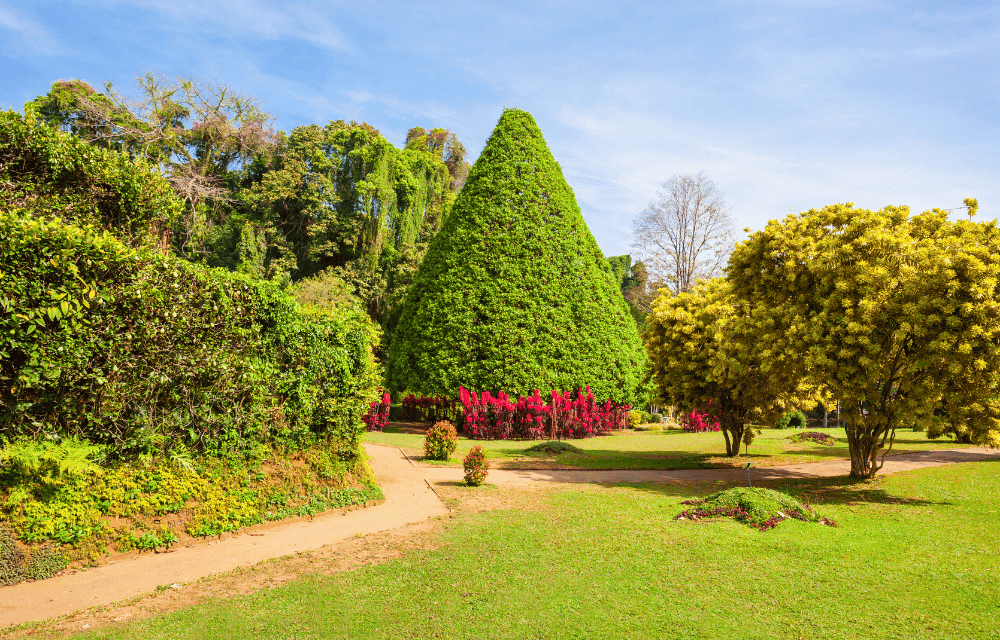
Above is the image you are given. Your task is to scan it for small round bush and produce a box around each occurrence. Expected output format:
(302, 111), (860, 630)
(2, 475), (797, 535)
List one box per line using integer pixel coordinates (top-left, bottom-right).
(628, 410), (644, 428)
(463, 446), (490, 486)
(424, 421), (458, 461)
(775, 410), (808, 430)
(648, 413), (663, 424)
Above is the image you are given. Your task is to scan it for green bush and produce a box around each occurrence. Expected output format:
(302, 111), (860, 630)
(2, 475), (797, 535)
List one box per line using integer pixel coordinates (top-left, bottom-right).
(0, 108), (180, 245)
(388, 108), (645, 402)
(22, 544), (66, 580)
(648, 413), (663, 424)
(0, 211), (381, 462)
(424, 421), (458, 461)
(462, 445), (489, 486)
(0, 526), (25, 586)
(523, 441), (582, 455)
(775, 410), (808, 430)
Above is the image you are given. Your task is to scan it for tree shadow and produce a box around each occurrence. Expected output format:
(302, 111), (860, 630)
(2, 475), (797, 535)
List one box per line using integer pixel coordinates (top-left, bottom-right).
(607, 474), (950, 508)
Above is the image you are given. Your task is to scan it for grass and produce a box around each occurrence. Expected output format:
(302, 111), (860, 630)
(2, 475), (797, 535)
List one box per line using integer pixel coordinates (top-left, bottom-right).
(61, 459), (1000, 639)
(364, 424), (976, 470)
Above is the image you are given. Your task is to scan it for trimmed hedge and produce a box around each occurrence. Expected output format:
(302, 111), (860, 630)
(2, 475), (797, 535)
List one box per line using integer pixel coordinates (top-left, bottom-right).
(0, 211), (381, 461)
(387, 108), (644, 403)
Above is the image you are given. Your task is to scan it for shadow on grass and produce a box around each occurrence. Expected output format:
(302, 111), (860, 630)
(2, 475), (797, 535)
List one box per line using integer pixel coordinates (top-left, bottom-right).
(613, 474), (951, 508)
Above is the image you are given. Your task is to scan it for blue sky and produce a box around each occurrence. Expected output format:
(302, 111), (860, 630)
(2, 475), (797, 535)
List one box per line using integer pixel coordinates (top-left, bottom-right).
(2, 1), (997, 257)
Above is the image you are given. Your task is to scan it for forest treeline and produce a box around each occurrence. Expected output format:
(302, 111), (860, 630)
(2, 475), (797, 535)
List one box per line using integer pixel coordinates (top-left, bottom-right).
(25, 75), (474, 356)
(25, 75), (653, 350)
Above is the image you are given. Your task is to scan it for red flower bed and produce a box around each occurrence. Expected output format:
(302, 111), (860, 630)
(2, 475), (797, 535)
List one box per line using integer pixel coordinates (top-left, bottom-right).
(458, 386), (630, 441)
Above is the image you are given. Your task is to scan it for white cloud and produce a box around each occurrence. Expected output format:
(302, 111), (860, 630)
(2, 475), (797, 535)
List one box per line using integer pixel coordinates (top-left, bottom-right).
(0, 3), (69, 56)
(76, 0), (350, 52)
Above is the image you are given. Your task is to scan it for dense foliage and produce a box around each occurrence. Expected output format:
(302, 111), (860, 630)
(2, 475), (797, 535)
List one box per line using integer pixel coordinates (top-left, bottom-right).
(0, 437), (381, 573)
(728, 203), (1000, 477)
(646, 278), (808, 456)
(424, 421), (458, 461)
(388, 108), (645, 401)
(0, 211), (380, 461)
(0, 108), (181, 245)
(462, 446), (489, 486)
(458, 387), (630, 440)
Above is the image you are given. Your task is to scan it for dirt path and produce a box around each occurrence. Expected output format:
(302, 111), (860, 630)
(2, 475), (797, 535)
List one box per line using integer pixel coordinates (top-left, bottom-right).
(2, 443), (998, 629)
(0, 444), (447, 629)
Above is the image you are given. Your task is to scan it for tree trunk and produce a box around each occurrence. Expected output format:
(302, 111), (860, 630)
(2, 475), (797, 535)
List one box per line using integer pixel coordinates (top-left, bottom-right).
(845, 417), (895, 479)
(722, 424), (743, 457)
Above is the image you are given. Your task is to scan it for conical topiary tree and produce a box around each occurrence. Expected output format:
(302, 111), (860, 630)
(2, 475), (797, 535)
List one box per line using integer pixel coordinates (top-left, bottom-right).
(387, 108), (644, 402)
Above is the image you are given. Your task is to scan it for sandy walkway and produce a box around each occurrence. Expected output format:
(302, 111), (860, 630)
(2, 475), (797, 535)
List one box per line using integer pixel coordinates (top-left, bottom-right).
(0, 444), (447, 629)
(2, 443), (997, 629)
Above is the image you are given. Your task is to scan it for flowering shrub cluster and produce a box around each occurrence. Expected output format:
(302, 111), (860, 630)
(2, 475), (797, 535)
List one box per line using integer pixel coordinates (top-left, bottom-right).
(458, 386), (630, 441)
(424, 421), (458, 460)
(362, 392), (391, 432)
(462, 446), (489, 486)
(400, 393), (459, 423)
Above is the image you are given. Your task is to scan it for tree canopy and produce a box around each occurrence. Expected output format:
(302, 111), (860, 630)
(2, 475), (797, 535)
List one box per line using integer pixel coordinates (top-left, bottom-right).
(646, 278), (809, 456)
(727, 203), (1000, 477)
(387, 108), (645, 401)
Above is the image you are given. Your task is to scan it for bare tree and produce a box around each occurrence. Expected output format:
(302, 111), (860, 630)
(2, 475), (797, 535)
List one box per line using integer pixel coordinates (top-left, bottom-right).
(632, 172), (735, 294)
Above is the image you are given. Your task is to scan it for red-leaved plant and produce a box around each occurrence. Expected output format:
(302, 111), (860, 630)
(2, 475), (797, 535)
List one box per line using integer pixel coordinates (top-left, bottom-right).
(362, 391), (391, 431)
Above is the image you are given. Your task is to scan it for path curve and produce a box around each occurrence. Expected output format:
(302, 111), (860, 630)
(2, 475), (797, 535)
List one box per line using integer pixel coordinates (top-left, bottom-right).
(0, 444), (446, 629)
(2, 443), (998, 628)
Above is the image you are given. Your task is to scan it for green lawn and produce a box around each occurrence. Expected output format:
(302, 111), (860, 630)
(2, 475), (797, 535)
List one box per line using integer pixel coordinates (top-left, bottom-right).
(364, 425), (975, 469)
(67, 459), (1000, 639)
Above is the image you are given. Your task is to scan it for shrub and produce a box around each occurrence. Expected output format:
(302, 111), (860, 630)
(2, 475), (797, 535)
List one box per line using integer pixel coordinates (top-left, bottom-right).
(648, 413), (663, 424)
(775, 410), (808, 430)
(0, 212), (381, 462)
(675, 487), (837, 531)
(362, 392), (391, 432)
(680, 409), (721, 433)
(424, 421), (458, 461)
(0, 527), (25, 586)
(462, 446), (489, 486)
(388, 108), (645, 402)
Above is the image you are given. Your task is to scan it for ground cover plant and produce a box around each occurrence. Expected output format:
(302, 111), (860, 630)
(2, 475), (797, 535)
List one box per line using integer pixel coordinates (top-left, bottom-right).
(44, 459), (1000, 639)
(675, 487), (836, 531)
(388, 108), (645, 402)
(789, 432), (836, 446)
(365, 425), (974, 470)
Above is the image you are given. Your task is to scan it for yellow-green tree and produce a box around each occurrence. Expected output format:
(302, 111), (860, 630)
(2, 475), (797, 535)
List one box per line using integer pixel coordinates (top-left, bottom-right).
(646, 278), (807, 456)
(728, 203), (1000, 478)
